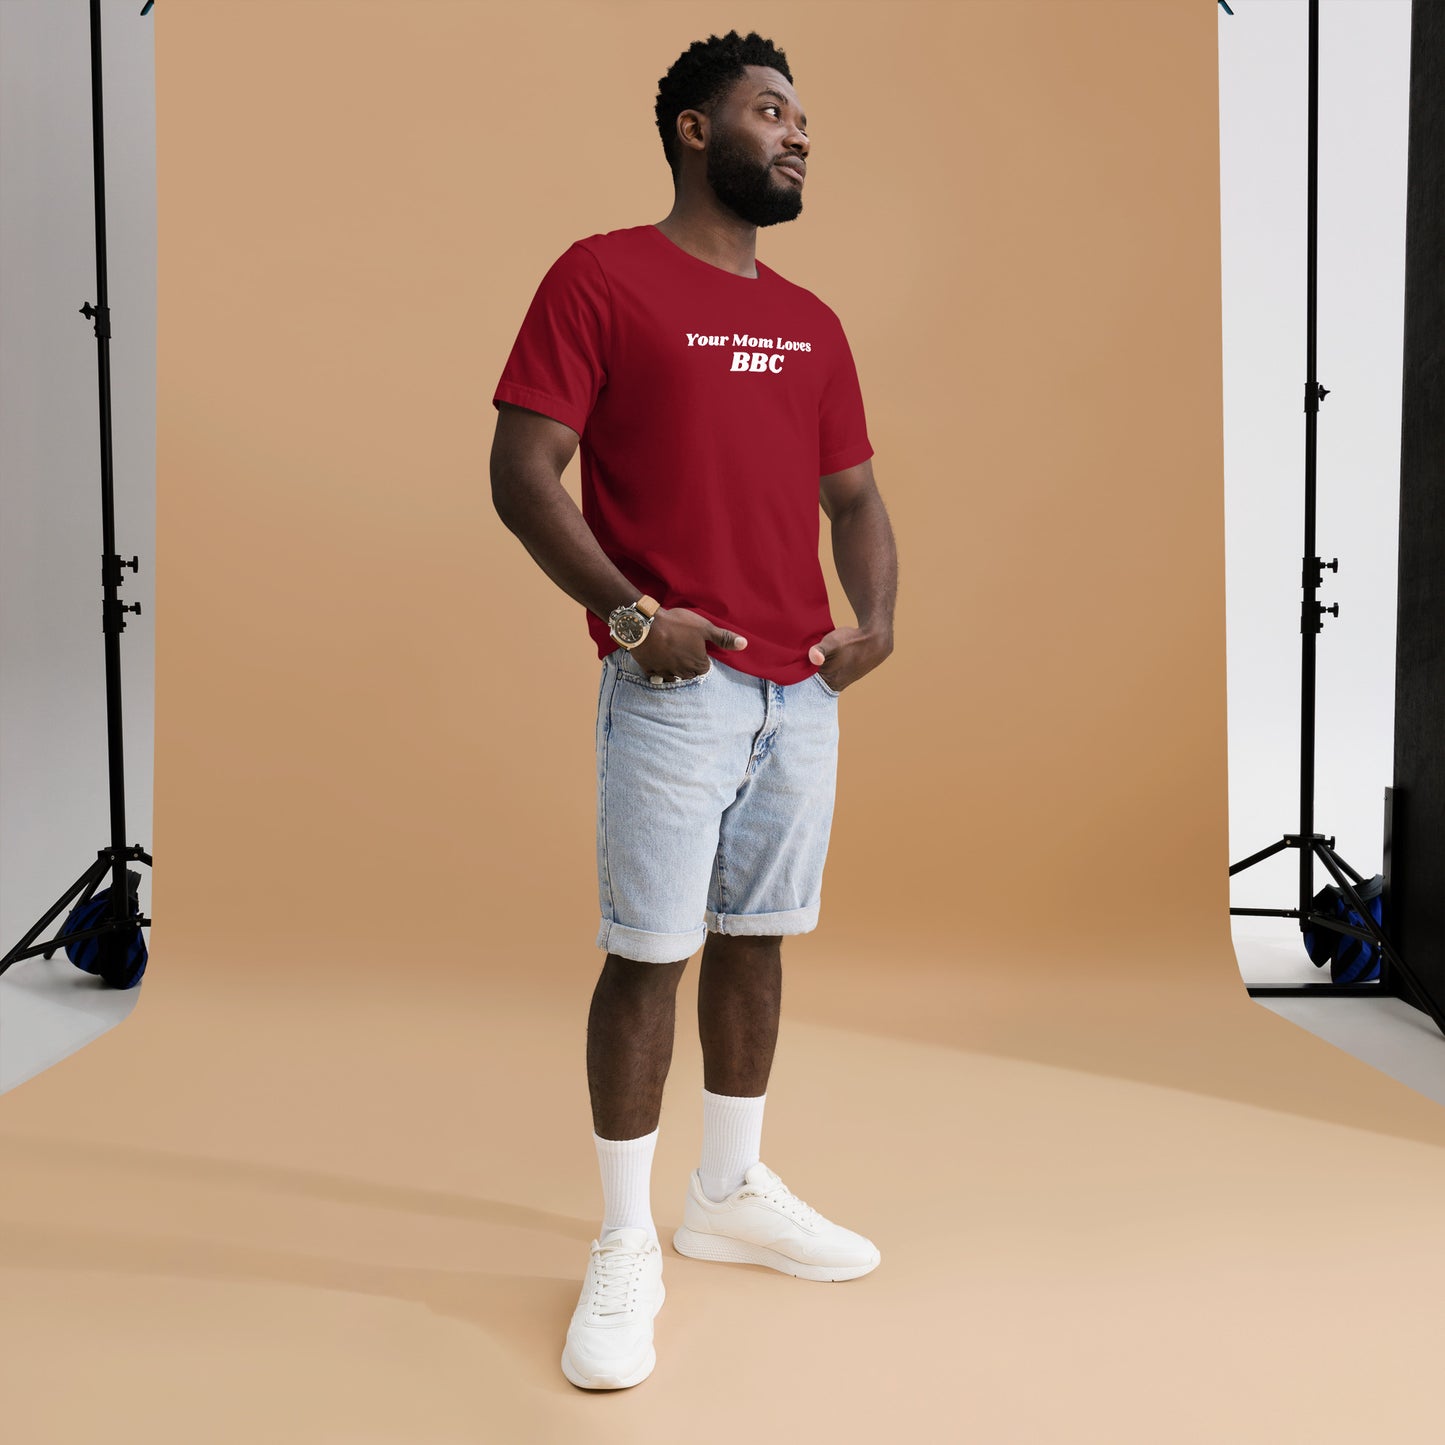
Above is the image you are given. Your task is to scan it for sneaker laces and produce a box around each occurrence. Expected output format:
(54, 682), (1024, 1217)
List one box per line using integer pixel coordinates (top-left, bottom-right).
(744, 1175), (826, 1230)
(589, 1239), (649, 1316)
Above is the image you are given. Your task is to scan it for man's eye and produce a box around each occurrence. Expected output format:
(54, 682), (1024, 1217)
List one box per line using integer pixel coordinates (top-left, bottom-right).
(764, 104), (806, 136)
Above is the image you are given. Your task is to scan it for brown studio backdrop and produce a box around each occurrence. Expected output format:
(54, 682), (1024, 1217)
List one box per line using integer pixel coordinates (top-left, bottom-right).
(149, 0), (1445, 1151)
(153, 0), (1229, 978)
(10, 4), (1445, 1442)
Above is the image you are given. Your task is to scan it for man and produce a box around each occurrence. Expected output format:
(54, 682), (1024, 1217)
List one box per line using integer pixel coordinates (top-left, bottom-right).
(490, 29), (898, 1391)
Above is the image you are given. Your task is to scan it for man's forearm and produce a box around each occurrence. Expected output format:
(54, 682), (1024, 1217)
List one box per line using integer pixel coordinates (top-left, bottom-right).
(830, 492), (897, 641)
(494, 471), (640, 623)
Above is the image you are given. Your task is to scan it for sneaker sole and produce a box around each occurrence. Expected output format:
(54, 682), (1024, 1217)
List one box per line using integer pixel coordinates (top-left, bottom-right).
(559, 1280), (665, 1390)
(672, 1226), (879, 1282)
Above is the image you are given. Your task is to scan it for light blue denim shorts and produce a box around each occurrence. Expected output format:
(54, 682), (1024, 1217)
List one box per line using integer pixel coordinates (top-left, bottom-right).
(594, 647), (841, 963)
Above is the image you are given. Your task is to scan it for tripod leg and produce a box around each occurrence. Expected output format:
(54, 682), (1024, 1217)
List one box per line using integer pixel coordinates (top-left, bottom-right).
(1317, 846), (1367, 888)
(42, 859), (113, 960)
(1311, 840), (1444, 1033)
(1229, 837), (1293, 875)
(0, 857), (111, 975)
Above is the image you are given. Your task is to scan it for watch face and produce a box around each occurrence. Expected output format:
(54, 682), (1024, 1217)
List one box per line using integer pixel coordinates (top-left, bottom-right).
(613, 610), (646, 645)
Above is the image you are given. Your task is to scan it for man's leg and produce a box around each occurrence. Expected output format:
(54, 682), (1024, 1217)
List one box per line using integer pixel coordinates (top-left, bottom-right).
(671, 681), (879, 1279)
(587, 952), (689, 1138)
(697, 933), (781, 1095)
(694, 932), (781, 1201)
(586, 952), (688, 1243)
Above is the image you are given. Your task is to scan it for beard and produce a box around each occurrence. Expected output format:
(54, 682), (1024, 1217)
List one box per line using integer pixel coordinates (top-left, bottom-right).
(706, 129), (804, 228)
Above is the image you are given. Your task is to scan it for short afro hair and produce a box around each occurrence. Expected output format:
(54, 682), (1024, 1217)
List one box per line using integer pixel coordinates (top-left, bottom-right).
(654, 30), (793, 180)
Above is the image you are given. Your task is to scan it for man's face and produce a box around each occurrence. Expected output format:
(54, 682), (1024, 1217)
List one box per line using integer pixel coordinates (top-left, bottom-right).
(704, 65), (809, 228)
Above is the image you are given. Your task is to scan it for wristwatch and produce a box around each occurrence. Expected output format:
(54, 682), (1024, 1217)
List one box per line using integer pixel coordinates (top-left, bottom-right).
(608, 594), (661, 649)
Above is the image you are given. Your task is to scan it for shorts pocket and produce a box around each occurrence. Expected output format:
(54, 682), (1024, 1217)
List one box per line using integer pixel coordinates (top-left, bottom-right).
(812, 671), (842, 698)
(614, 649), (714, 690)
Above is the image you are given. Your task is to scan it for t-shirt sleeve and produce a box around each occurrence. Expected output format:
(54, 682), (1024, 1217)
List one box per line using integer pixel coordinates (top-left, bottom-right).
(818, 313), (874, 475)
(492, 242), (611, 438)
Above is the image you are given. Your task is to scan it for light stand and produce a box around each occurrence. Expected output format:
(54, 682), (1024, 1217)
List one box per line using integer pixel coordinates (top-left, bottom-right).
(1227, 0), (1443, 1037)
(0, 0), (153, 980)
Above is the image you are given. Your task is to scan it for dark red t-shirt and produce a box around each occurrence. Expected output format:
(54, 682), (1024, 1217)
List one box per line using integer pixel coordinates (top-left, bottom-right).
(491, 223), (873, 685)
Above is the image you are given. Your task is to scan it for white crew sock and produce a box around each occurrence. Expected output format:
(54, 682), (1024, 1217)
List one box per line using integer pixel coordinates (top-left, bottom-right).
(593, 1127), (659, 1245)
(699, 1087), (766, 1202)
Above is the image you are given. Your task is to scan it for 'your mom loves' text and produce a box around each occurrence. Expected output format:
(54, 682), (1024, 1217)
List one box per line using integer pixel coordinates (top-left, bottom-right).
(685, 331), (814, 374)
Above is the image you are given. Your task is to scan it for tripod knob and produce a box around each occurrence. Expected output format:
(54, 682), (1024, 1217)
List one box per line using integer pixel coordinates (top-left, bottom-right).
(1325, 603), (1339, 618)
(1326, 558), (1338, 573)
(122, 555), (139, 573)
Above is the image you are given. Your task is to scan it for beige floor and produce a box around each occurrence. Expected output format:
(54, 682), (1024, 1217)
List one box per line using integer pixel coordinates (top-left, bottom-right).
(3, 933), (1445, 1443)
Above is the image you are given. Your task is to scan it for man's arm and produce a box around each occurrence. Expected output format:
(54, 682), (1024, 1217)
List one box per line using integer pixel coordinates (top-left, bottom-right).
(490, 402), (744, 672)
(490, 401), (641, 624)
(819, 457), (897, 651)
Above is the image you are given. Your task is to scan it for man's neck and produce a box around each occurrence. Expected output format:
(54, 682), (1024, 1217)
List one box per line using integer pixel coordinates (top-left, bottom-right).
(653, 205), (759, 279)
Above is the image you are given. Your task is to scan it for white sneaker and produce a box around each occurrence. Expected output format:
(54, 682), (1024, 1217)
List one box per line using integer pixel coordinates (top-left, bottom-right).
(560, 1226), (666, 1390)
(672, 1161), (881, 1282)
